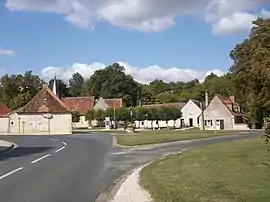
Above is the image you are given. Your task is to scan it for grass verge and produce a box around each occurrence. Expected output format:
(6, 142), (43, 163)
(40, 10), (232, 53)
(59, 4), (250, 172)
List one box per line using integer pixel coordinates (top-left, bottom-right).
(140, 137), (270, 202)
(116, 129), (231, 146)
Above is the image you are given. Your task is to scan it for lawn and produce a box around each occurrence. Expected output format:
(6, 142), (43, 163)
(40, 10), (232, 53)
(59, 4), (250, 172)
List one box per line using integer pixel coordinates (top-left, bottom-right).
(116, 128), (231, 146)
(140, 137), (270, 202)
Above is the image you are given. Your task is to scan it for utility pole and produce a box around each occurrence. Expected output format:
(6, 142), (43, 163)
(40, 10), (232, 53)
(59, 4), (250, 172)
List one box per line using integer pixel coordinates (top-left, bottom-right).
(200, 102), (205, 130)
(113, 104), (116, 129)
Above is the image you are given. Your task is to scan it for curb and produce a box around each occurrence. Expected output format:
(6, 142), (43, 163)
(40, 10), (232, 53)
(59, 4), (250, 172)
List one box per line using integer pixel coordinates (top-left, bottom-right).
(95, 149), (188, 202)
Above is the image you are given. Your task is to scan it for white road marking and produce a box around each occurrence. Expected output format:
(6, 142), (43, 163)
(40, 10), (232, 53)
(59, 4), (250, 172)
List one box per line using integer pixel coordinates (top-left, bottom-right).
(50, 138), (57, 141)
(55, 146), (65, 153)
(0, 167), (24, 180)
(62, 141), (67, 146)
(30, 154), (51, 164)
(112, 152), (126, 155)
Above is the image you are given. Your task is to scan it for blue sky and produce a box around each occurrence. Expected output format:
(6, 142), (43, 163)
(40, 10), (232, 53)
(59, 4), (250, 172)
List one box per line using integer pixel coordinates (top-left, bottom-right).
(0, 0), (269, 83)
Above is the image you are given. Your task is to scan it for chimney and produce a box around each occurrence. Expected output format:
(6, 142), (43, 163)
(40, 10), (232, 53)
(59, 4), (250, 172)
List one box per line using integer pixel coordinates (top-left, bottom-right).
(205, 92), (209, 107)
(52, 74), (57, 96)
(229, 95), (235, 103)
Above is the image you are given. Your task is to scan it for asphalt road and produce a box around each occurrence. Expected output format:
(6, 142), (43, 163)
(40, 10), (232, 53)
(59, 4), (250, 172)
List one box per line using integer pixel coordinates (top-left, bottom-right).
(0, 131), (262, 202)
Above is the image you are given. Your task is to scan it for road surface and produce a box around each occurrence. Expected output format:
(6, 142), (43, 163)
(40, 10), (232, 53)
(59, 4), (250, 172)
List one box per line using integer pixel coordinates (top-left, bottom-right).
(0, 131), (261, 202)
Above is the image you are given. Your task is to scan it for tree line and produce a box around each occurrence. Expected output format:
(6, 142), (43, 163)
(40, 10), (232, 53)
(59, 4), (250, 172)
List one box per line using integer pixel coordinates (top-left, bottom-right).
(0, 65), (233, 110)
(78, 106), (182, 128)
(1, 18), (270, 127)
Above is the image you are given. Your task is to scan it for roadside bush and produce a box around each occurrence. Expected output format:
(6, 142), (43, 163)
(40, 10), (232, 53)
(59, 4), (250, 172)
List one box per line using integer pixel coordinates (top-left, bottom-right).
(262, 117), (270, 143)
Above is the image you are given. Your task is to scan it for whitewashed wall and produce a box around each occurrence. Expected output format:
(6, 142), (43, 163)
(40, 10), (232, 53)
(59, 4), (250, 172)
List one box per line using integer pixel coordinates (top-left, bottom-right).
(8, 112), (72, 135)
(0, 117), (9, 133)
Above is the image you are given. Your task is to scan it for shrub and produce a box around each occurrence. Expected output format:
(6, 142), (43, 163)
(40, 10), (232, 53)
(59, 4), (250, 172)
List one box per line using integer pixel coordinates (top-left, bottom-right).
(262, 117), (270, 143)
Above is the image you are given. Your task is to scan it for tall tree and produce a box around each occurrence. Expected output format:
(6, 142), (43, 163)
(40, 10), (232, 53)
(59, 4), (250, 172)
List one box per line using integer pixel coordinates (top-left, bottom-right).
(49, 78), (71, 98)
(0, 71), (44, 109)
(138, 84), (156, 105)
(146, 79), (169, 96)
(69, 72), (84, 97)
(204, 73), (232, 99)
(83, 63), (140, 107)
(229, 18), (270, 127)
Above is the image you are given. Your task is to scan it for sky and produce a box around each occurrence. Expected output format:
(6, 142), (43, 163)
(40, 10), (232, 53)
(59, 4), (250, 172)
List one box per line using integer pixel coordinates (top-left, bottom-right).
(0, 0), (270, 84)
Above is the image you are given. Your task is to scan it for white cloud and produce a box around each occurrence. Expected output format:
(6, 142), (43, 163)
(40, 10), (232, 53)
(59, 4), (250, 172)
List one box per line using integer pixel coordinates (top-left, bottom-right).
(0, 47), (15, 56)
(5, 0), (270, 34)
(41, 62), (225, 84)
(212, 12), (257, 35)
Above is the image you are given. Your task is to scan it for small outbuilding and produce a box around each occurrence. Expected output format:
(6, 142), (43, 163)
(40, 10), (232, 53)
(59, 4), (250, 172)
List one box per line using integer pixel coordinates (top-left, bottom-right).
(181, 99), (202, 128)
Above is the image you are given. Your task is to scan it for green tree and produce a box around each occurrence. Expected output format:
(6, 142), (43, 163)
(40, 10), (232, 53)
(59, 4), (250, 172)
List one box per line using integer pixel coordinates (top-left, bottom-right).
(146, 79), (169, 96)
(105, 107), (115, 119)
(262, 117), (270, 143)
(69, 72), (84, 97)
(49, 78), (71, 98)
(156, 92), (178, 103)
(83, 63), (140, 107)
(0, 71), (44, 109)
(135, 107), (149, 121)
(72, 111), (80, 122)
(94, 109), (105, 127)
(203, 73), (232, 99)
(116, 107), (130, 122)
(229, 18), (270, 128)
(138, 84), (156, 105)
(85, 109), (96, 128)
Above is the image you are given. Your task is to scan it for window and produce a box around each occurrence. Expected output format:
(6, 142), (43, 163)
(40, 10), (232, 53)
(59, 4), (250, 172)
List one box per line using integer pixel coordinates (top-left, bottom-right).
(205, 120), (213, 126)
(156, 120), (158, 124)
(10, 121), (15, 126)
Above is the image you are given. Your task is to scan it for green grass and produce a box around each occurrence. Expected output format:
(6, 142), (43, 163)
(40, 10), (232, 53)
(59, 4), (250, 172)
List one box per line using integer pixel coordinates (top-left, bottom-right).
(116, 128), (230, 146)
(140, 137), (270, 202)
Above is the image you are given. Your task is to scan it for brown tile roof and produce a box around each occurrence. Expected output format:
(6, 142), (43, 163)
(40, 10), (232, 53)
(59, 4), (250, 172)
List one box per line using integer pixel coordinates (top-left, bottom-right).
(15, 86), (70, 114)
(216, 95), (246, 117)
(104, 98), (123, 108)
(62, 96), (95, 115)
(0, 102), (11, 116)
(142, 102), (186, 109)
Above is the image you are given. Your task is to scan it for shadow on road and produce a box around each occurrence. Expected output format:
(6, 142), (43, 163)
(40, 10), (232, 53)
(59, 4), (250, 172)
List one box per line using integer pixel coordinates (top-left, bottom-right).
(0, 146), (53, 161)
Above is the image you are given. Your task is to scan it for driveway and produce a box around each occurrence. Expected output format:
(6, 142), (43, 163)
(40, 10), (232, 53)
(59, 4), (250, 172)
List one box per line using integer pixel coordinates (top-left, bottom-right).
(0, 131), (261, 202)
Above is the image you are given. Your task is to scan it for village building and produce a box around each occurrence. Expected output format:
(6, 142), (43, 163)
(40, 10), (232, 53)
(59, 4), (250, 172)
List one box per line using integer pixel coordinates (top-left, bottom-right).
(0, 103), (11, 133)
(0, 102), (11, 117)
(63, 96), (123, 129)
(135, 102), (186, 129)
(62, 96), (95, 128)
(0, 85), (72, 135)
(180, 99), (202, 128)
(200, 94), (248, 130)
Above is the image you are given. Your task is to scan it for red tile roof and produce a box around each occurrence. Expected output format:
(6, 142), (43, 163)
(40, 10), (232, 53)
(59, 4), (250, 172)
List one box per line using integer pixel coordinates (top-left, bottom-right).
(62, 96), (95, 115)
(104, 98), (123, 108)
(216, 95), (246, 117)
(143, 102), (186, 109)
(15, 86), (70, 114)
(0, 103), (11, 116)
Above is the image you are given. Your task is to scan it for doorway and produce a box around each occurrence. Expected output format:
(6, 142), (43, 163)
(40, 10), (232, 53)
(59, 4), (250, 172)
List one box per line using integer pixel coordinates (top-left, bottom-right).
(216, 119), (225, 130)
(180, 119), (184, 128)
(220, 120), (225, 130)
(189, 118), (193, 127)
